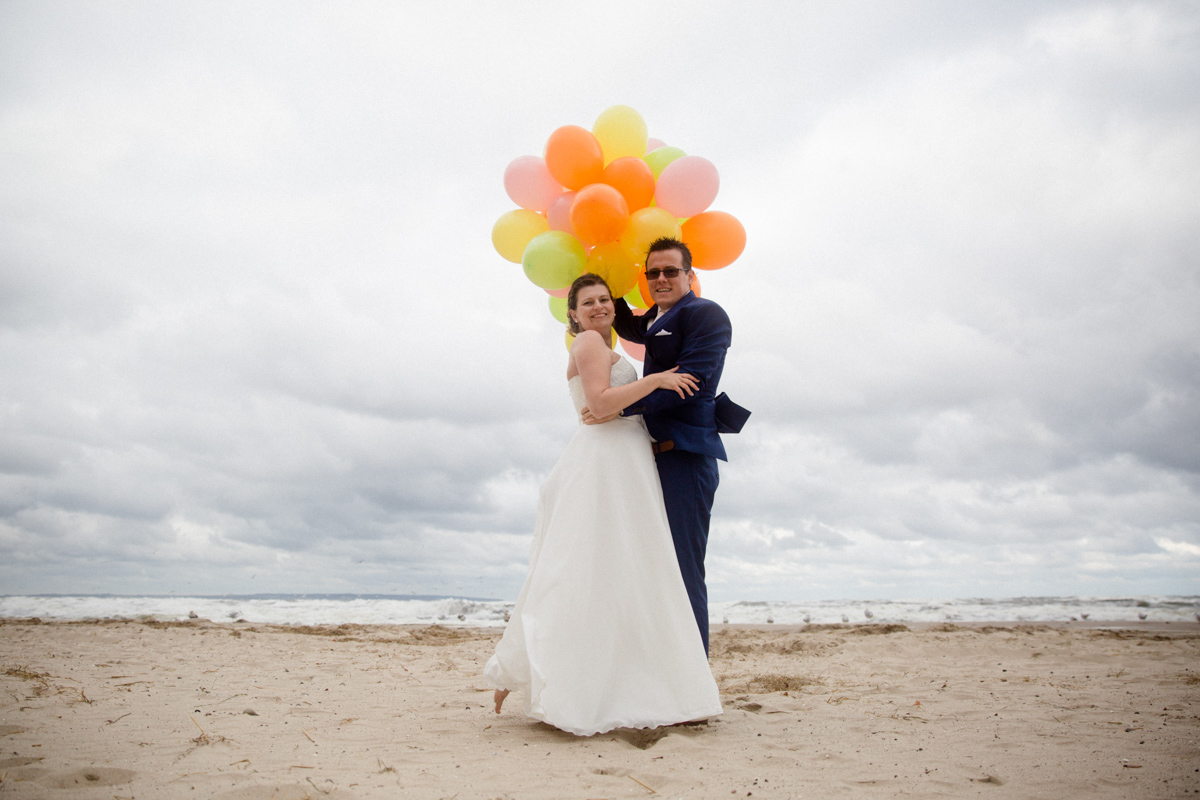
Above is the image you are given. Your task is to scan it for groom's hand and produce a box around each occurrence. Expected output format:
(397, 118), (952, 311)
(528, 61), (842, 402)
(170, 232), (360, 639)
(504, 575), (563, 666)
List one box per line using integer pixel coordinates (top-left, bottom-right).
(581, 405), (620, 425)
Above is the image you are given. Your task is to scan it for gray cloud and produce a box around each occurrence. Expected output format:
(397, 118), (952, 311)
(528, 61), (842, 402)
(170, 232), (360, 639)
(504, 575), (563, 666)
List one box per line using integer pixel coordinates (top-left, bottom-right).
(1, 1), (1197, 601)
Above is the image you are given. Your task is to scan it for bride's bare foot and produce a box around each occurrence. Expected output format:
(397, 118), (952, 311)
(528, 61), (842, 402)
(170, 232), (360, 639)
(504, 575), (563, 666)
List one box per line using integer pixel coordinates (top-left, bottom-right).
(493, 689), (510, 714)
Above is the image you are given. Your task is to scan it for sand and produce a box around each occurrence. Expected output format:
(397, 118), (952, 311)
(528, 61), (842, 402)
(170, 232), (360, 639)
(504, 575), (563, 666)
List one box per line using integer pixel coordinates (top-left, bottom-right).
(1, 618), (1197, 799)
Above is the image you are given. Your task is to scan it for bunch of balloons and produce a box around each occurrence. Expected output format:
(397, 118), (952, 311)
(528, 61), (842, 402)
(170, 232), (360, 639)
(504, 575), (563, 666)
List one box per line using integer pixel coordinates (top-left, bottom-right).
(492, 105), (746, 360)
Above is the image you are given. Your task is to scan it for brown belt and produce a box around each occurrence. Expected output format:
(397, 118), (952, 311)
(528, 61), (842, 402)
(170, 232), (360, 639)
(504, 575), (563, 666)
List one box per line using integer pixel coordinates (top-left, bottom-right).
(651, 440), (674, 456)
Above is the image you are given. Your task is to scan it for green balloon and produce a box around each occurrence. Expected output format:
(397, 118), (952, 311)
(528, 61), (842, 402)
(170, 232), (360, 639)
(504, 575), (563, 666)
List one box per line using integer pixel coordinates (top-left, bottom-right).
(522, 231), (586, 290)
(644, 146), (686, 179)
(548, 295), (570, 324)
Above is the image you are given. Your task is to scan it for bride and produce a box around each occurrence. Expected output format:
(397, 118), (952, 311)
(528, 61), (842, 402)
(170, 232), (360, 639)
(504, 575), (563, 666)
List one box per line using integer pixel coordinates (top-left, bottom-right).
(484, 273), (723, 736)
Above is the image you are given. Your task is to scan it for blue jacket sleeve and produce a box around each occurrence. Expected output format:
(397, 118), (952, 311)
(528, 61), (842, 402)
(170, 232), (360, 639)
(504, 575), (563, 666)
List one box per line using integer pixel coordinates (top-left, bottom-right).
(623, 301), (732, 416)
(612, 297), (651, 344)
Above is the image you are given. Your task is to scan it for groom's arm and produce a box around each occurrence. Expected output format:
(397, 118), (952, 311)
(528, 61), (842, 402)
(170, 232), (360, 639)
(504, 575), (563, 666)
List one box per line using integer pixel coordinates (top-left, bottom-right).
(612, 297), (651, 344)
(622, 302), (732, 416)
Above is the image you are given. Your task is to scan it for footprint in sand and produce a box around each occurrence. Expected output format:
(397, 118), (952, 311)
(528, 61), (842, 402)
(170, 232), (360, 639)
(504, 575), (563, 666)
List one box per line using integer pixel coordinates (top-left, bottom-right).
(612, 727), (671, 749)
(37, 767), (137, 789)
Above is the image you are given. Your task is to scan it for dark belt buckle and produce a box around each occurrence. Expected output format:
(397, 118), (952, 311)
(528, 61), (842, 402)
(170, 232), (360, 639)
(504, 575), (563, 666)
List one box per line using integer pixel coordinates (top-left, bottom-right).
(651, 440), (674, 456)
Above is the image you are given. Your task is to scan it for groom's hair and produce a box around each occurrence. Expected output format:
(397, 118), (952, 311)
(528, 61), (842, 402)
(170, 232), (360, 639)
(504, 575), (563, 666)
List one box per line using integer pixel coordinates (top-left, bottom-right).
(646, 237), (692, 270)
(566, 273), (613, 336)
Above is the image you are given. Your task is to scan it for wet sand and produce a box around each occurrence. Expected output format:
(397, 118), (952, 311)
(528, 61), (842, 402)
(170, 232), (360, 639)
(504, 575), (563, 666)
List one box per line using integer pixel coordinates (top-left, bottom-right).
(1, 618), (1198, 798)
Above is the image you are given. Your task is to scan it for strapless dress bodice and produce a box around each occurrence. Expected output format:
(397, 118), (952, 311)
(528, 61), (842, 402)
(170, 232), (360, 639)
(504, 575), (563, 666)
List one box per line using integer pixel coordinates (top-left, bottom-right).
(568, 355), (639, 415)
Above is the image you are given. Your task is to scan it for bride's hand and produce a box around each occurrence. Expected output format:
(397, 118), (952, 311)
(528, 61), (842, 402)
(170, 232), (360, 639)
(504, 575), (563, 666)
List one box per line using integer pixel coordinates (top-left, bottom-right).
(581, 405), (620, 425)
(656, 367), (698, 398)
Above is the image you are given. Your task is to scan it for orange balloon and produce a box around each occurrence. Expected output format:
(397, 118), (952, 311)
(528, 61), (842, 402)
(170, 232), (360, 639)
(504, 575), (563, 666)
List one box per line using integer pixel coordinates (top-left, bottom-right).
(603, 157), (655, 212)
(689, 270), (702, 297)
(681, 211), (746, 269)
(570, 184), (630, 245)
(637, 271), (653, 307)
(544, 126), (604, 190)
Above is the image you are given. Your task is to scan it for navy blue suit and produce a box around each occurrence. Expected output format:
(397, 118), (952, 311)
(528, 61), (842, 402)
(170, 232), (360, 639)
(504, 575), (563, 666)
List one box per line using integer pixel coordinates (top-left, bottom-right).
(614, 292), (732, 654)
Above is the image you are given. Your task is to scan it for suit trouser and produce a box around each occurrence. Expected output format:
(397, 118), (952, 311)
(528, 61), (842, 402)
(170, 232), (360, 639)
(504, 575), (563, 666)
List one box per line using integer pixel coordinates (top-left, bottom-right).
(655, 449), (720, 655)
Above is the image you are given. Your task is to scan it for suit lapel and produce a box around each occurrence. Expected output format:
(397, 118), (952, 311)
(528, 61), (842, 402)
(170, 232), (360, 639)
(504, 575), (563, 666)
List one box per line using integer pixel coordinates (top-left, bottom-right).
(646, 291), (696, 336)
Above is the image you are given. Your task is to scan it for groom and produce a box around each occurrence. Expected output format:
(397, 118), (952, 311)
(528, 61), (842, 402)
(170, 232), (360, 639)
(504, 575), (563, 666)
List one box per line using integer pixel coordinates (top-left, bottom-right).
(584, 237), (747, 655)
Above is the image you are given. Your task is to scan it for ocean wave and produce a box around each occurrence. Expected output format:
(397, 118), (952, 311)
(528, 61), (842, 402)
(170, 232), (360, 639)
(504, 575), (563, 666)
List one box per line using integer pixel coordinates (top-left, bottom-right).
(2, 594), (1197, 626)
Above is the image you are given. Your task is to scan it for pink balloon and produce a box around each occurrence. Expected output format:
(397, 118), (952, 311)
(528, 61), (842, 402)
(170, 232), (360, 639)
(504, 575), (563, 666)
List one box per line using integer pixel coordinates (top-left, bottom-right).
(619, 337), (645, 361)
(544, 287), (570, 298)
(646, 137), (667, 151)
(547, 191), (577, 233)
(654, 155), (719, 218)
(504, 156), (564, 212)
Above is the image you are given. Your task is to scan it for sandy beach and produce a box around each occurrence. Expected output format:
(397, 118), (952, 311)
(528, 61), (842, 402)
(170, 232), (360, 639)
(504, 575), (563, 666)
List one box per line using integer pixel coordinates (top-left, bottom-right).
(1, 618), (1197, 799)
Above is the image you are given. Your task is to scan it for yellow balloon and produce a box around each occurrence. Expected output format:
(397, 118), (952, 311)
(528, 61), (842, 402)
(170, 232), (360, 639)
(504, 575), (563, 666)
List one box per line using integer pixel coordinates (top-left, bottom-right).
(585, 242), (641, 298)
(623, 285), (650, 310)
(492, 209), (549, 263)
(619, 207), (682, 262)
(592, 105), (648, 165)
(565, 326), (619, 351)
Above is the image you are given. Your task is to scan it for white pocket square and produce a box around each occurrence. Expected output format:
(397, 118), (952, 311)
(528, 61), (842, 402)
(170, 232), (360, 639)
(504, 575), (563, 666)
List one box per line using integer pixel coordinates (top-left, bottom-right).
(654, 329), (673, 336)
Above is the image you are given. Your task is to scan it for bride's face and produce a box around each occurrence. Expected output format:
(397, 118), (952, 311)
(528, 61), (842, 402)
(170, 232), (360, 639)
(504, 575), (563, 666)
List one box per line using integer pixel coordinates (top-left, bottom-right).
(571, 284), (615, 333)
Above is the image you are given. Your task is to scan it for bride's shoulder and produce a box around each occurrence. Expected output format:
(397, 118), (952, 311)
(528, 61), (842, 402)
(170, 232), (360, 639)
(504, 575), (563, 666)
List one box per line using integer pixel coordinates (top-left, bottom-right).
(569, 330), (609, 358)
(571, 329), (605, 346)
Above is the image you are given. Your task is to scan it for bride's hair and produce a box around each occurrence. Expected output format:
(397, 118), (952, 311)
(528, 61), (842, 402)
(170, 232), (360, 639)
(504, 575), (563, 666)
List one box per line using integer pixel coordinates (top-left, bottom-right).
(566, 273), (613, 335)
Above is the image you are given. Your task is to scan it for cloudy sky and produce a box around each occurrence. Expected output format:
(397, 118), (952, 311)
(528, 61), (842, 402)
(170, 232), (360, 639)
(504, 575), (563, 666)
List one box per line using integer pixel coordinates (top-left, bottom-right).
(2, 1), (1197, 603)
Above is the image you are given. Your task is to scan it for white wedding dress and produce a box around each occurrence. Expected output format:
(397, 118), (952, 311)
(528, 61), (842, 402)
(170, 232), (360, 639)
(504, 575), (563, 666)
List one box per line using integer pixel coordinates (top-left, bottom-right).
(484, 355), (722, 736)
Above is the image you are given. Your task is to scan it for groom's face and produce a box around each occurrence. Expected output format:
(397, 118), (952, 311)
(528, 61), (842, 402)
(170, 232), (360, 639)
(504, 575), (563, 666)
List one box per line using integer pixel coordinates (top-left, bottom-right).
(645, 249), (691, 312)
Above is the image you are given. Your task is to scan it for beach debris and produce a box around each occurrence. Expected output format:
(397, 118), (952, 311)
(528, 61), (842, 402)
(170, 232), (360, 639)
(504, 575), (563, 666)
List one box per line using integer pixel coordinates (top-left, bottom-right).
(722, 673), (820, 694)
(243, 709), (258, 716)
(306, 776), (334, 794)
(189, 716), (226, 747)
(766, 617), (774, 624)
(4, 665), (51, 682)
(628, 773), (657, 793)
(971, 774), (1004, 785)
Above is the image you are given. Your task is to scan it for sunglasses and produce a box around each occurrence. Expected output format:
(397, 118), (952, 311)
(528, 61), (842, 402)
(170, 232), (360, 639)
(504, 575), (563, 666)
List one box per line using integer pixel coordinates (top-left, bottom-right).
(644, 267), (690, 280)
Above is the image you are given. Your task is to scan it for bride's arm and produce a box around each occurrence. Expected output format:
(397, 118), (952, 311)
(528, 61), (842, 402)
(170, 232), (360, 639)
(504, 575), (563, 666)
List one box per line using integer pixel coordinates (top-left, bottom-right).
(571, 331), (697, 419)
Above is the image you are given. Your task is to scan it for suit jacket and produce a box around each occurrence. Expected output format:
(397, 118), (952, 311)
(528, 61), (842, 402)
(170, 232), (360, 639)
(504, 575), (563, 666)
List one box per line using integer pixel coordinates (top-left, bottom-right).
(613, 292), (732, 461)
